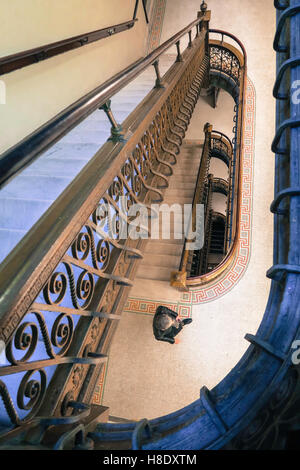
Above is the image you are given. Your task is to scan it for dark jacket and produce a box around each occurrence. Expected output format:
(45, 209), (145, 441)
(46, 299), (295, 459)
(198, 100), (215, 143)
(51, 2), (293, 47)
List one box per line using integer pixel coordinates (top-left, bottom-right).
(153, 306), (183, 344)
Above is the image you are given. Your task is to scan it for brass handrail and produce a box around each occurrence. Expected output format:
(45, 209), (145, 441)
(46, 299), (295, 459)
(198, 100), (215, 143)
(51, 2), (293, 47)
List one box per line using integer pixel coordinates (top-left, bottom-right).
(211, 131), (233, 161)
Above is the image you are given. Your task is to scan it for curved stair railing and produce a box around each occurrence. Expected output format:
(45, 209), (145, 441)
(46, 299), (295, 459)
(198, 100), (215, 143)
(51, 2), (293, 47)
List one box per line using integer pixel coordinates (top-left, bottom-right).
(211, 178), (229, 196)
(171, 29), (246, 290)
(210, 131), (234, 253)
(171, 124), (233, 288)
(74, 0), (300, 451)
(171, 122), (212, 289)
(1, 0), (300, 451)
(0, 10), (210, 447)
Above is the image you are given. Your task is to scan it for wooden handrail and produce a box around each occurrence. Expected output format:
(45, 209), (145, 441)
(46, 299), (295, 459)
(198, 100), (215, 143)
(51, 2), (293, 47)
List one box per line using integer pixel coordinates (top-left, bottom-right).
(0, 1), (151, 78)
(0, 19), (138, 77)
(0, 11), (209, 188)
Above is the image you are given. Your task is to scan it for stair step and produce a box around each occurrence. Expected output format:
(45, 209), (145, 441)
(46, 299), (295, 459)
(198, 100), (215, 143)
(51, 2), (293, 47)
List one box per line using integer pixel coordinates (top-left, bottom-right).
(0, 229), (27, 263)
(67, 115), (111, 130)
(147, 237), (184, 246)
(145, 242), (183, 256)
(163, 197), (194, 204)
(57, 129), (109, 144)
(172, 171), (201, 176)
(136, 265), (172, 282)
(43, 142), (100, 161)
(149, 229), (186, 240)
(169, 175), (198, 183)
(0, 198), (51, 231)
(0, 175), (72, 201)
(174, 164), (200, 170)
(139, 253), (181, 269)
(168, 184), (196, 191)
(22, 158), (89, 178)
(177, 157), (201, 162)
(165, 189), (195, 198)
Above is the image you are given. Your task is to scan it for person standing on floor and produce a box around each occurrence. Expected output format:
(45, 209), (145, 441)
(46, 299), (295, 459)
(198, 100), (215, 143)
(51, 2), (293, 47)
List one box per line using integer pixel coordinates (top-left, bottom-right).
(152, 305), (193, 344)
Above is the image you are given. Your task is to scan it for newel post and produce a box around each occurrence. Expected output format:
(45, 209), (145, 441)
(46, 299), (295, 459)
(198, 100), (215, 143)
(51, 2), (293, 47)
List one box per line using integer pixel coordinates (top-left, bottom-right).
(198, 1), (211, 57)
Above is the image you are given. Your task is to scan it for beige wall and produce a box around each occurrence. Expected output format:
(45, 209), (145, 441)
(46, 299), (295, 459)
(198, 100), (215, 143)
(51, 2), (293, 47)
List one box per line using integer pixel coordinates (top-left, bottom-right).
(0, 0), (148, 153)
(161, 0), (275, 75)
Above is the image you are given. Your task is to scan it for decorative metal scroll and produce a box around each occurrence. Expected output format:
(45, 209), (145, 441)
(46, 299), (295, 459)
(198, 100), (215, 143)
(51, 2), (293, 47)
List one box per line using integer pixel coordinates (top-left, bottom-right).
(172, 127), (233, 285)
(0, 38), (209, 442)
(209, 45), (241, 86)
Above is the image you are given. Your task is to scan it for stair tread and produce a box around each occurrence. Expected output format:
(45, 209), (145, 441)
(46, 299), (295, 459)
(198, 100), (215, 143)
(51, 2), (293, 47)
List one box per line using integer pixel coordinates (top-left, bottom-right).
(136, 265), (173, 282)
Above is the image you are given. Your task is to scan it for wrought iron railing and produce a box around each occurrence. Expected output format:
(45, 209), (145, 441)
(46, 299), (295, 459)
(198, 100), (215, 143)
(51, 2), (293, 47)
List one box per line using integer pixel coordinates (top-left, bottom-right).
(211, 177), (229, 196)
(209, 131), (233, 252)
(211, 131), (233, 166)
(171, 124), (233, 288)
(170, 122), (212, 289)
(189, 174), (214, 277)
(2, 0), (299, 452)
(175, 29), (247, 289)
(76, 0), (300, 451)
(0, 10), (210, 448)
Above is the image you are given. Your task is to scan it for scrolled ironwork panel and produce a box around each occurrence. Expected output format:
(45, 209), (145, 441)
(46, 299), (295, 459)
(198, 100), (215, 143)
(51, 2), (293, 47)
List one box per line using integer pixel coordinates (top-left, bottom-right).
(0, 32), (209, 439)
(210, 45), (241, 85)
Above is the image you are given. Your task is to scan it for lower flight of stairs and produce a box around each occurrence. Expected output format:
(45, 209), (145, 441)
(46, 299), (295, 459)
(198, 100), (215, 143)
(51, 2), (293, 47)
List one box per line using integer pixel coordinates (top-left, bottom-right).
(209, 227), (225, 254)
(135, 142), (203, 282)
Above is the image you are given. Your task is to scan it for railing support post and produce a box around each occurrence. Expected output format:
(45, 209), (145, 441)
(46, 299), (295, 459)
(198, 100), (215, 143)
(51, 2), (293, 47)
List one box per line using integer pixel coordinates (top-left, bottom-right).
(170, 270), (188, 291)
(100, 100), (126, 143)
(175, 41), (183, 62)
(153, 60), (164, 88)
(198, 2), (210, 56)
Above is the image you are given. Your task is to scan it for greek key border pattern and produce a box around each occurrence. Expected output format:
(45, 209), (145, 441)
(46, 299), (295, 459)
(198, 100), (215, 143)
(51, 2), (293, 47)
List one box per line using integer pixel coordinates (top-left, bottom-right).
(124, 298), (192, 318)
(190, 75), (255, 304)
(93, 363), (108, 405)
(126, 76), (255, 310)
(147, 0), (167, 53)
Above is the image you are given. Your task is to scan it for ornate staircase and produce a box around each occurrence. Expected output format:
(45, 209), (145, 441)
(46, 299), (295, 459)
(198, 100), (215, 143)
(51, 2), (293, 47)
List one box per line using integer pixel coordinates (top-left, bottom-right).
(135, 141), (203, 282)
(0, 0), (300, 451)
(0, 57), (175, 264)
